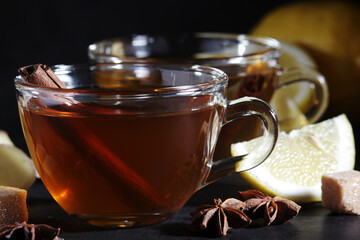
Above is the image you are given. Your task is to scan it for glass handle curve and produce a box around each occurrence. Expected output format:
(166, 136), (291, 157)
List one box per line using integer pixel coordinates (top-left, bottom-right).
(204, 97), (279, 184)
(277, 67), (329, 124)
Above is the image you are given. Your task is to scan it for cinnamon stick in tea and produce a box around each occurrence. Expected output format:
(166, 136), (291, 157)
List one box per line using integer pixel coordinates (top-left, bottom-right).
(18, 64), (169, 209)
(19, 64), (66, 88)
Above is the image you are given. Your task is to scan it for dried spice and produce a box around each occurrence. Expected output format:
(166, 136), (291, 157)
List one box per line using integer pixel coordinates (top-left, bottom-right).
(238, 190), (301, 225)
(18, 64), (66, 88)
(0, 222), (63, 240)
(189, 198), (251, 236)
(189, 190), (301, 236)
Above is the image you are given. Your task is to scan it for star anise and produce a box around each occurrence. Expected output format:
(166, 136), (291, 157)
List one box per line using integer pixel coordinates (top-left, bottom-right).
(0, 222), (63, 240)
(238, 190), (301, 225)
(189, 198), (251, 236)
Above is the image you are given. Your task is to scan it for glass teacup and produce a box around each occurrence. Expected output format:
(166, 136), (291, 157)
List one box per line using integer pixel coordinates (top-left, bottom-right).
(15, 63), (278, 228)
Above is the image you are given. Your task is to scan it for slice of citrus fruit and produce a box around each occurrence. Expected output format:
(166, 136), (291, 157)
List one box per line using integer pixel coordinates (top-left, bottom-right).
(231, 114), (355, 203)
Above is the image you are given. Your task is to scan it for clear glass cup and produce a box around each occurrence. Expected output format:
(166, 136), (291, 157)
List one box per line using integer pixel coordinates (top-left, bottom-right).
(88, 33), (329, 160)
(15, 63), (278, 228)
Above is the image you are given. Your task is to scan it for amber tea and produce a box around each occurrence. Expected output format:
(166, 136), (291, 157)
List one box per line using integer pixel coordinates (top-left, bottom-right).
(19, 96), (223, 223)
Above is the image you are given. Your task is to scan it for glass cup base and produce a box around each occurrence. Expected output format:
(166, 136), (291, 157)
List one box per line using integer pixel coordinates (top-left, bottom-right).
(77, 213), (172, 228)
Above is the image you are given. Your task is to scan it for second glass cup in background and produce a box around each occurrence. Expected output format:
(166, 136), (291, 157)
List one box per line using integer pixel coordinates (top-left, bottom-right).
(88, 33), (329, 160)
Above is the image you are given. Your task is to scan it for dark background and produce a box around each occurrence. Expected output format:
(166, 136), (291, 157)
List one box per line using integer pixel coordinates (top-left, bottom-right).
(1, 0), (359, 166)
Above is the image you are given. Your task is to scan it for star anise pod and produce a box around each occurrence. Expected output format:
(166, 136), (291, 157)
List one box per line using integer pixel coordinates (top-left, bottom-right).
(238, 190), (301, 225)
(189, 198), (251, 236)
(0, 222), (63, 240)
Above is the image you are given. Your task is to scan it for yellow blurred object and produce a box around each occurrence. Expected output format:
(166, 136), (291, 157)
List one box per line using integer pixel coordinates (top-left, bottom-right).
(0, 130), (37, 189)
(271, 42), (317, 131)
(0, 130), (14, 146)
(251, 1), (360, 120)
(270, 88), (309, 132)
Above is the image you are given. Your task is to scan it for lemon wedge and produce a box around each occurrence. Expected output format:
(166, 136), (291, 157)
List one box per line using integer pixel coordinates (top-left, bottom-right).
(231, 114), (355, 203)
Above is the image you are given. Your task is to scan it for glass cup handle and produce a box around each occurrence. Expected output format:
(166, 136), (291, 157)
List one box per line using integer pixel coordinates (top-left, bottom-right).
(277, 67), (329, 124)
(204, 97), (279, 184)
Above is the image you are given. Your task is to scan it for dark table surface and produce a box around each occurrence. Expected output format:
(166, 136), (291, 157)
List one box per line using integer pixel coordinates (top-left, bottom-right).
(27, 174), (360, 240)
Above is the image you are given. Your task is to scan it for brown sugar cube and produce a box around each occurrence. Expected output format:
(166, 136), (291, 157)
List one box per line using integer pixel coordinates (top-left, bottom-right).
(321, 170), (360, 214)
(0, 186), (28, 224)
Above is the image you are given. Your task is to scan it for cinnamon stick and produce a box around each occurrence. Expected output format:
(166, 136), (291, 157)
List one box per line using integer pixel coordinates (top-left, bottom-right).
(19, 64), (66, 88)
(18, 64), (168, 209)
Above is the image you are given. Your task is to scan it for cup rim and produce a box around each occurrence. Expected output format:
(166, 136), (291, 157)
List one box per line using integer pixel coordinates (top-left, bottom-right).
(88, 32), (281, 64)
(14, 62), (229, 98)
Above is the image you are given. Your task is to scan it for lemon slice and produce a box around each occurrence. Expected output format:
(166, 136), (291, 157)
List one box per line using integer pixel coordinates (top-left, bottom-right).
(231, 114), (355, 203)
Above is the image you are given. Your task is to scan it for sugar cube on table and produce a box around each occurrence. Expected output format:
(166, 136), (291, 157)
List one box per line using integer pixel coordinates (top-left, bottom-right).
(0, 186), (28, 225)
(321, 170), (360, 215)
